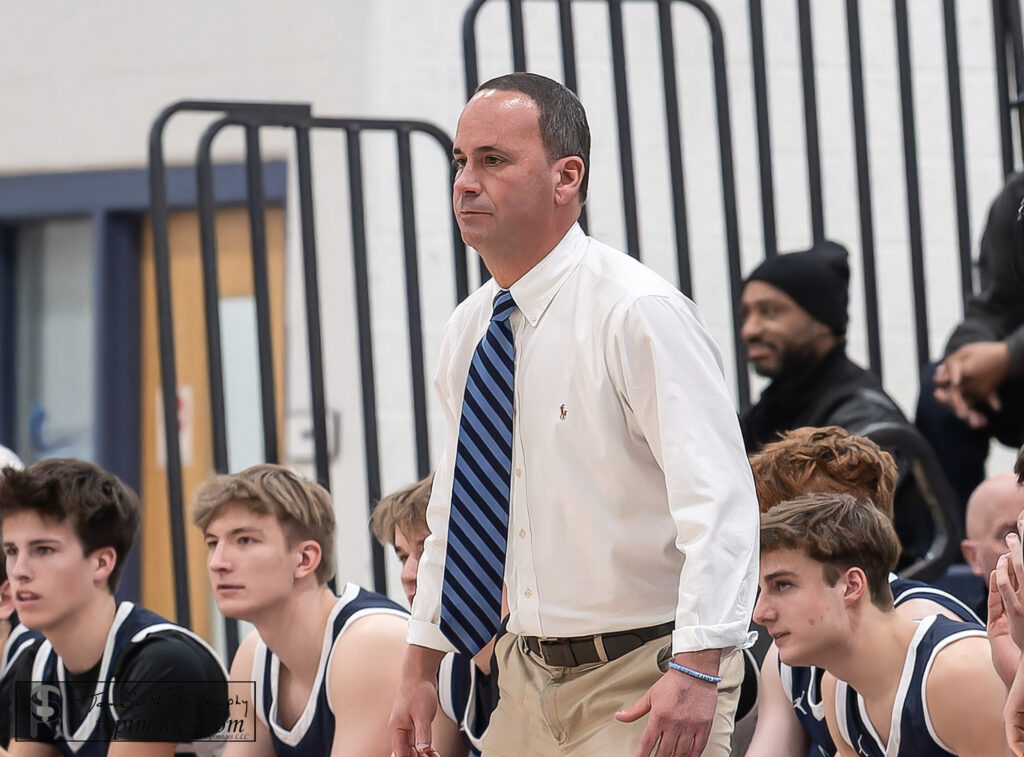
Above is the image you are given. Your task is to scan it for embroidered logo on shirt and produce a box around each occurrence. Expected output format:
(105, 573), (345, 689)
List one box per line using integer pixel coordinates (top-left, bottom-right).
(559, 404), (567, 421)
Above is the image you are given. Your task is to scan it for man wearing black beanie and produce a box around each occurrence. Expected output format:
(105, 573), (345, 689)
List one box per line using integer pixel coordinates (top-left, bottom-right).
(739, 239), (906, 453)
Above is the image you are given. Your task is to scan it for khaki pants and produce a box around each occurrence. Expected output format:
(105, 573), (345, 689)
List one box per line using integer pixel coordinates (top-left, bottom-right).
(483, 633), (744, 756)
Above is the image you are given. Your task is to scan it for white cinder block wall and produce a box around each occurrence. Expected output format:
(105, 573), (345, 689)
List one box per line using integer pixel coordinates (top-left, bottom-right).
(0, 1), (1017, 603)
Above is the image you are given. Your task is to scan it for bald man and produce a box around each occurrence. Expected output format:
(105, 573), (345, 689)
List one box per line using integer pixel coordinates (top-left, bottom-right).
(963, 472), (1024, 592)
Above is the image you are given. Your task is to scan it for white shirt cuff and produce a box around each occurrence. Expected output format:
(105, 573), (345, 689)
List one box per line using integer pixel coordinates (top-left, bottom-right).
(671, 624), (758, 657)
(407, 618), (458, 653)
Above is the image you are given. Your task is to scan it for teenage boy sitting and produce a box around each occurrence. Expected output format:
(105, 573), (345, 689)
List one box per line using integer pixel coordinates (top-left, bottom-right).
(193, 463), (461, 757)
(0, 450), (43, 749)
(746, 426), (981, 757)
(372, 474), (492, 756)
(755, 493), (1006, 757)
(0, 458), (228, 757)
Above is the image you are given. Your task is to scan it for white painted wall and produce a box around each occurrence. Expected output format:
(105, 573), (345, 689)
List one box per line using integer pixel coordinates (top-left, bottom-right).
(1, 1), (1018, 602)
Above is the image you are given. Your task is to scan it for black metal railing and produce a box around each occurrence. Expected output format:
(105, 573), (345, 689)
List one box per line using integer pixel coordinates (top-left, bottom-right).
(462, 0), (1024, 408)
(149, 102), (463, 656)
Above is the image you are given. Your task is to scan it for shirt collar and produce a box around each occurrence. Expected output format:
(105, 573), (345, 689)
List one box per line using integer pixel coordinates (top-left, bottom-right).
(505, 223), (586, 328)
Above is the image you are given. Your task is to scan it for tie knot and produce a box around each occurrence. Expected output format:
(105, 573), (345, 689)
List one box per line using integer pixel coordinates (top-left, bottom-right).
(491, 290), (516, 323)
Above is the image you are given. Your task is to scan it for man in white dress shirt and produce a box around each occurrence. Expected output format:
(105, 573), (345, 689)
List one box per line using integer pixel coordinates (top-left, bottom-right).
(389, 72), (759, 757)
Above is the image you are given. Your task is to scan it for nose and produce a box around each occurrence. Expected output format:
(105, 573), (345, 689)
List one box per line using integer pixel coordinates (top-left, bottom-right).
(401, 555), (420, 602)
(8, 551), (30, 582)
(453, 161), (480, 198)
(740, 311), (759, 343)
(752, 591), (772, 626)
(208, 542), (231, 574)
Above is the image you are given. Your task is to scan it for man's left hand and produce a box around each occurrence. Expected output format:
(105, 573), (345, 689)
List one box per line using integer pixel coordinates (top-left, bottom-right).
(615, 649), (721, 757)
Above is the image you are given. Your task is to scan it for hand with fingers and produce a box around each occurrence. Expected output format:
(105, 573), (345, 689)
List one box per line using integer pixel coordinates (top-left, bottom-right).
(616, 657), (719, 757)
(933, 343), (1010, 428)
(987, 567), (1021, 686)
(995, 532), (1024, 652)
(1007, 654), (1024, 757)
(390, 647), (445, 757)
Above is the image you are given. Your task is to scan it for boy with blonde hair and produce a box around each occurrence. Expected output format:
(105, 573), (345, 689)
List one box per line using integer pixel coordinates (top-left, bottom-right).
(194, 464), (462, 757)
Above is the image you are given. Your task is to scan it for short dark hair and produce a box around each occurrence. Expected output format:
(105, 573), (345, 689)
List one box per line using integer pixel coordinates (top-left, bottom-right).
(0, 459), (140, 591)
(760, 492), (899, 611)
(476, 72), (591, 202)
(371, 474), (434, 546)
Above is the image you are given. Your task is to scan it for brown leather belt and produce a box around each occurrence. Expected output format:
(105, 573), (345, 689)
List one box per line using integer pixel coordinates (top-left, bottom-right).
(522, 621), (674, 667)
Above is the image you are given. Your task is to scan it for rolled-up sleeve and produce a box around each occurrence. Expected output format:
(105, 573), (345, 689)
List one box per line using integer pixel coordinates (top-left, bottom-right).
(619, 295), (760, 655)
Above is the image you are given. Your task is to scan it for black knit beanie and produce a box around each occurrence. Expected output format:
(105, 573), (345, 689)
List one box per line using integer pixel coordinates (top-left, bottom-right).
(745, 240), (850, 336)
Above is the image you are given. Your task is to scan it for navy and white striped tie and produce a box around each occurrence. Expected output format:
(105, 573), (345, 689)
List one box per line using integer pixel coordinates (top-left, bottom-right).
(440, 289), (517, 655)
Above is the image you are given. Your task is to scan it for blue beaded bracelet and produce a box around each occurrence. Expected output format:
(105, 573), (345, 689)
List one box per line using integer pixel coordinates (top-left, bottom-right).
(668, 661), (722, 684)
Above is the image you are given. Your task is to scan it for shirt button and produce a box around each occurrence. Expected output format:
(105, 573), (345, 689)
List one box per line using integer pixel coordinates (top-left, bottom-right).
(515, 468), (522, 477)
(524, 588), (533, 598)
(518, 529), (526, 539)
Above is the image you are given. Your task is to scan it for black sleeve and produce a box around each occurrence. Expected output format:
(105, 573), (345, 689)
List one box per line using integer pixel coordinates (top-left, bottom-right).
(111, 634), (229, 743)
(946, 172), (1024, 375)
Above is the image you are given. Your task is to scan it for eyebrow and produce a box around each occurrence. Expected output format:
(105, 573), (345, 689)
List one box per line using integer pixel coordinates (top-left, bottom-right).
(762, 570), (797, 582)
(204, 527), (265, 539)
(452, 144), (506, 157)
(1, 538), (62, 549)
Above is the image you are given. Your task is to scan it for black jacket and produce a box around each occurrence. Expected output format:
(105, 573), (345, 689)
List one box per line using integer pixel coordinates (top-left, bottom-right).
(946, 172), (1024, 376)
(741, 344), (906, 453)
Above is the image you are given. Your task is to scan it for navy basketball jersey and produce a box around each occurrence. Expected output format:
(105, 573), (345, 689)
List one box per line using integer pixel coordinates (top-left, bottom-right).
(889, 574), (982, 624)
(1, 622), (44, 744)
(2, 622), (44, 679)
(253, 583), (407, 756)
(438, 652), (494, 756)
(833, 615), (986, 756)
(779, 575), (981, 757)
(29, 601), (228, 756)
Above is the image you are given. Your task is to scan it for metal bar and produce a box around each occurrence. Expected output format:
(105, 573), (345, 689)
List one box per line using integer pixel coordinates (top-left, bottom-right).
(686, 0), (750, 409)
(747, 0), (777, 256)
(244, 124), (280, 463)
(397, 129), (432, 478)
(0, 227), (15, 447)
(797, 0), (825, 243)
(845, 0), (882, 376)
(510, 0), (528, 71)
(147, 106), (192, 628)
(1006, 0), (1024, 163)
(942, 0), (973, 304)
(556, 0), (588, 234)
(196, 119), (232, 477)
(894, 0), (930, 367)
(608, 0), (641, 258)
(295, 126), (332, 491)
(463, 0), (487, 98)
(346, 128), (388, 593)
(657, 0), (693, 297)
(993, 0), (1015, 176)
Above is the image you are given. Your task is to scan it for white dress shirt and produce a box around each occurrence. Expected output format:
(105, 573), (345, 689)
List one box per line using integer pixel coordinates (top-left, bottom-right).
(409, 223), (759, 655)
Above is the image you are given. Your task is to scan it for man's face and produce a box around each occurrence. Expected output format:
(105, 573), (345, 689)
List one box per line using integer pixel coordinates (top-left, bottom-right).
(204, 502), (305, 622)
(394, 524), (428, 606)
(452, 89), (559, 256)
(963, 475), (1024, 578)
(2, 510), (103, 633)
(740, 280), (832, 378)
(753, 548), (847, 667)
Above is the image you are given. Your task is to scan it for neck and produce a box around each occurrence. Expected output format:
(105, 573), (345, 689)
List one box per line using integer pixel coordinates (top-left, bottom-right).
(251, 581), (338, 685)
(478, 215), (577, 288)
(820, 605), (916, 700)
(50, 594), (118, 674)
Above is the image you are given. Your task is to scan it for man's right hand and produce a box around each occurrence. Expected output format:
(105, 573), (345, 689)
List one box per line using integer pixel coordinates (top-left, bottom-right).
(933, 342), (1010, 427)
(390, 645), (445, 757)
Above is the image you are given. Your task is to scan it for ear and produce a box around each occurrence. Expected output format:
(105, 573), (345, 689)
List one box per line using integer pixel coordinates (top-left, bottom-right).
(960, 539), (984, 577)
(553, 156), (585, 206)
(92, 547), (117, 587)
(0, 580), (14, 622)
(294, 540), (323, 581)
(840, 566), (868, 607)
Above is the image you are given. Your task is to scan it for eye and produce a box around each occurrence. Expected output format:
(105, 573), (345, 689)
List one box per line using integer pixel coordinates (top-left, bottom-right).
(205, 538), (218, 550)
(3, 545), (15, 557)
(33, 545), (53, 557)
(395, 551), (409, 566)
(453, 157), (466, 171)
(483, 155), (503, 166)
(237, 536), (255, 546)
